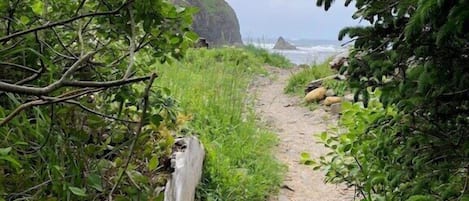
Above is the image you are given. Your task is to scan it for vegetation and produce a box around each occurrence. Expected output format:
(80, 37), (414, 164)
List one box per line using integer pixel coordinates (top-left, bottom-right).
(244, 44), (293, 68)
(148, 48), (284, 201)
(315, 0), (469, 200)
(322, 79), (347, 97)
(0, 0), (197, 200)
(284, 62), (334, 95)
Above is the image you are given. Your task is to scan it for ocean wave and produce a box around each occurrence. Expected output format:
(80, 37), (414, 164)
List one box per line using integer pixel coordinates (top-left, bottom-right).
(246, 41), (345, 65)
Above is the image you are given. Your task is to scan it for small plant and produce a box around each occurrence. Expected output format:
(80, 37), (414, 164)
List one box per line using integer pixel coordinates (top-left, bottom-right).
(322, 79), (348, 96)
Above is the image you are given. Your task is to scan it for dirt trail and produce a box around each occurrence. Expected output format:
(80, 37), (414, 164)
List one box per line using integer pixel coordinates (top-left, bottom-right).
(250, 66), (354, 201)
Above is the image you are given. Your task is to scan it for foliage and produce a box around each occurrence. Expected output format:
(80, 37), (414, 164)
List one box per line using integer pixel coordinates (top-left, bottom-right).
(284, 62), (334, 95)
(0, 0), (196, 200)
(316, 0), (469, 199)
(244, 44), (293, 68)
(149, 48), (284, 201)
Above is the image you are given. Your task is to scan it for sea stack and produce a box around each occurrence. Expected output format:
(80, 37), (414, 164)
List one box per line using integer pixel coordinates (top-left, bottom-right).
(273, 36), (297, 50)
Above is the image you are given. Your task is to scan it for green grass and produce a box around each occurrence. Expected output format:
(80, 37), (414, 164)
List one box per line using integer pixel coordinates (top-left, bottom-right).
(152, 48), (284, 201)
(284, 61), (335, 95)
(243, 44), (293, 68)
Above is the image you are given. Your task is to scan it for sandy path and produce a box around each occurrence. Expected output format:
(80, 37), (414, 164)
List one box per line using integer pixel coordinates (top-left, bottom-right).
(250, 66), (354, 201)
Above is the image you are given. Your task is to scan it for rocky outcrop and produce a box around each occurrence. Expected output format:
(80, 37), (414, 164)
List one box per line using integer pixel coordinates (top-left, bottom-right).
(273, 37), (297, 50)
(173, 0), (243, 46)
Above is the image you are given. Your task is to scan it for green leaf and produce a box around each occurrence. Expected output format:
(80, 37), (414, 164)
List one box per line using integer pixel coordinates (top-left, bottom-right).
(300, 152), (311, 159)
(0, 156), (21, 169)
(185, 31), (199, 41)
(151, 114), (164, 126)
(320, 132), (327, 141)
(32, 0), (44, 15)
(87, 174), (103, 192)
(68, 186), (87, 197)
(149, 155), (159, 171)
(0, 147), (12, 155)
(20, 16), (30, 24)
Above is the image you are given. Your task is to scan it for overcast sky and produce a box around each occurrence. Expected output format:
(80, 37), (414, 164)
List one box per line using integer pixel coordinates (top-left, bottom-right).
(224, 0), (360, 40)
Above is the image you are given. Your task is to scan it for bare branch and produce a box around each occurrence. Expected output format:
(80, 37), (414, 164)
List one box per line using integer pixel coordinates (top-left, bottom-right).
(0, 88), (104, 127)
(63, 100), (139, 124)
(0, 62), (40, 74)
(75, 0), (87, 16)
(124, 6), (136, 79)
(51, 27), (77, 58)
(62, 75), (152, 88)
(0, 52), (95, 95)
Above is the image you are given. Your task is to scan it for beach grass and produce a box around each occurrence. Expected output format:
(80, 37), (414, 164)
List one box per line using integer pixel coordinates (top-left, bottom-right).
(243, 44), (293, 68)
(151, 47), (284, 201)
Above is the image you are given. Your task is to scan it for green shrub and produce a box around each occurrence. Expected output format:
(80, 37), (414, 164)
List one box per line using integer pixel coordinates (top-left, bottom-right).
(316, 0), (469, 199)
(151, 48), (284, 201)
(284, 62), (334, 95)
(0, 0), (195, 200)
(317, 91), (469, 200)
(243, 44), (292, 68)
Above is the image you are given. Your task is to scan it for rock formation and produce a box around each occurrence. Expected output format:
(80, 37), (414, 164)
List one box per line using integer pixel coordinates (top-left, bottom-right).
(273, 37), (297, 50)
(173, 0), (243, 46)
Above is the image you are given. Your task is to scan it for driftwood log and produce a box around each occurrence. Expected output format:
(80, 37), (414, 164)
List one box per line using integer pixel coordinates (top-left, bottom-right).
(304, 74), (346, 94)
(164, 136), (205, 201)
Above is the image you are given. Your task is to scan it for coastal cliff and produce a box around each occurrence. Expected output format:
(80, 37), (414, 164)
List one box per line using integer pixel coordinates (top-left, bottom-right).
(173, 0), (243, 46)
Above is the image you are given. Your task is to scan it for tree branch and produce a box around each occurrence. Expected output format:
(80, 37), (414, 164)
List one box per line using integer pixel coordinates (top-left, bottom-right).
(0, 88), (104, 127)
(108, 73), (157, 200)
(62, 76), (152, 88)
(124, 5), (136, 79)
(0, 0), (133, 43)
(0, 52), (94, 95)
(0, 62), (41, 74)
(63, 100), (139, 124)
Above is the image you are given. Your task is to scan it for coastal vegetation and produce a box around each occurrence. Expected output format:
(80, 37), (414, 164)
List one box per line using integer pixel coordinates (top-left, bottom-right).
(0, 1), (286, 198)
(312, 0), (469, 200)
(150, 48), (284, 200)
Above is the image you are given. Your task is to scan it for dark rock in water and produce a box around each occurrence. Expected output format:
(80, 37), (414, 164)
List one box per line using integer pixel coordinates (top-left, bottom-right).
(172, 0), (243, 46)
(273, 37), (297, 50)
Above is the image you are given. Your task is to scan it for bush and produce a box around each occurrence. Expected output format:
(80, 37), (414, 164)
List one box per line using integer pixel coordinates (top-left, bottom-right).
(316, 0), (469, 199)
(0, 1), (195, 199)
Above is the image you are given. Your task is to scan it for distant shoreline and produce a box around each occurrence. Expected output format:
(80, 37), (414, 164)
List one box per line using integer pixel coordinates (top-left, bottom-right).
(246, 39), (347, 65)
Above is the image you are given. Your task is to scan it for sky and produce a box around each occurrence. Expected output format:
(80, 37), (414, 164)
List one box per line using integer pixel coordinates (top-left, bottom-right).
(224, 0), (360, 41)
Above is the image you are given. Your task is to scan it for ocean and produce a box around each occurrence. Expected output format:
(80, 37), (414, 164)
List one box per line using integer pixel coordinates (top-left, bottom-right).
(245, 38), (348, 65)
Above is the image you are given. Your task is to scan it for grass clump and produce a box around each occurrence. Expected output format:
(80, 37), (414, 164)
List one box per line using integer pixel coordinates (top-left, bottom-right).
(244, 44), (292, 68)
(284, 62), (335, 95)
(151, 48), (284, 201)
(322, 79), (347, 96)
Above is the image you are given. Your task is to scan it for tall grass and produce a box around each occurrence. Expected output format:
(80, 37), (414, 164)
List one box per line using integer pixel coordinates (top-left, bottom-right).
(284, 62), (335, 95)
(243, 44), (292, 68)
(151, 48), (284, 201)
